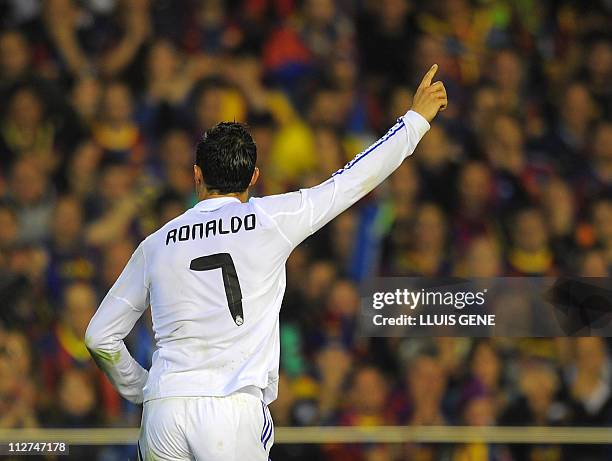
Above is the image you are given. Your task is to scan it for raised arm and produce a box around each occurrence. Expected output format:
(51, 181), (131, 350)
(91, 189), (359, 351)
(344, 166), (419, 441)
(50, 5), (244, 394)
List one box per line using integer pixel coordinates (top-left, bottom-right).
(252, 64), (447, 248)
(85, 243), (150, 404)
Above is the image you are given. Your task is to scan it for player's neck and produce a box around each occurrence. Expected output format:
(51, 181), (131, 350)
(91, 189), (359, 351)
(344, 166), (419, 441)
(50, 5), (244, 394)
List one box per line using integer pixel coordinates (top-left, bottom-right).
(199, 190), (249, 203)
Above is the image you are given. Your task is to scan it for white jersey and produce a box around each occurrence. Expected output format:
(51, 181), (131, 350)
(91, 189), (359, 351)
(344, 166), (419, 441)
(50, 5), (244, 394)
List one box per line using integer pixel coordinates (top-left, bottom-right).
(85, 110), (430, 405)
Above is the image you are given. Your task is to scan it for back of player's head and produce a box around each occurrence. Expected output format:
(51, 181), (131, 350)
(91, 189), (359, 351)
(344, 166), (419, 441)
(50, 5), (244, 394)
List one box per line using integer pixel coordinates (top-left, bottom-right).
(195, 122), (257, 194)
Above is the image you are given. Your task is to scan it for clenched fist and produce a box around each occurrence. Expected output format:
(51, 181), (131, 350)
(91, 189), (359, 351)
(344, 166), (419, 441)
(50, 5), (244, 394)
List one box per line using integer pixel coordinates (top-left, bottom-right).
(411, 64), (448, 123)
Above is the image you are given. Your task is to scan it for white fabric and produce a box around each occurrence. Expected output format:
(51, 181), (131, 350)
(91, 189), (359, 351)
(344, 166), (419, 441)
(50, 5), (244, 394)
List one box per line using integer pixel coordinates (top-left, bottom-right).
(85, 111), (430, 407)
(137, 392), (273, 461)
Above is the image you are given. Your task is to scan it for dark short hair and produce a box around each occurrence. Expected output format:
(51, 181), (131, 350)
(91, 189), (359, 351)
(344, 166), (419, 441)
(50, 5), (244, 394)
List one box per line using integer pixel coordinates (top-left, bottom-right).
(195, 122), (257, 194)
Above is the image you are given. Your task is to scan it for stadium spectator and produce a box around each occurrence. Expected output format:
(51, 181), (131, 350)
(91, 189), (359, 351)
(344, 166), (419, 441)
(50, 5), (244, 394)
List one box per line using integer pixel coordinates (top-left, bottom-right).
(0, 330), (37, 428)
(39, 282), (120, 422)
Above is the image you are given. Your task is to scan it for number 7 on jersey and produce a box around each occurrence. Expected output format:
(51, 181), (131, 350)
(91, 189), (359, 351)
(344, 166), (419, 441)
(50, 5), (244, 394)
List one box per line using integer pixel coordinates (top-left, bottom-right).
(190, 253), (244, 326)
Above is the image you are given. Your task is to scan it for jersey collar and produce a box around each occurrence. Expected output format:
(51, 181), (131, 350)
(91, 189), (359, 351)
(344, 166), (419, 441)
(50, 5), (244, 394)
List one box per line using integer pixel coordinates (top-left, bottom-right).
(192, 197), (242, 212)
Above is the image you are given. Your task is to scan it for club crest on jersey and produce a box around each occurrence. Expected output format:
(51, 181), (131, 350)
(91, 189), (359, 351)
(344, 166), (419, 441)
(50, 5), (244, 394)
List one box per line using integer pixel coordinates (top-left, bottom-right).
(166, 214), (256, 245)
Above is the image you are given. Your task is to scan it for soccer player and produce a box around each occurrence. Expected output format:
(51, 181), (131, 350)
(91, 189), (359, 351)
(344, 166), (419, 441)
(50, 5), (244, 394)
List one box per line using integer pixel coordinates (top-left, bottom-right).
(85, 65), (447, 460)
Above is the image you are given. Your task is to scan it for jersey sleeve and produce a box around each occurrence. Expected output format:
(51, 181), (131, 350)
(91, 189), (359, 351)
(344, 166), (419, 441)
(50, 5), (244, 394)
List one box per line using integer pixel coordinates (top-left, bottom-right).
(251, 110), (430, 248)
(85, 243), (150, 404)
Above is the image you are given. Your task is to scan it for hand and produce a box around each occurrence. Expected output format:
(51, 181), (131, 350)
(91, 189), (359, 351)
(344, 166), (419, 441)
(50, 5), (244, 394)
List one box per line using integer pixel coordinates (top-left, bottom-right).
(411, 64), (448, 123)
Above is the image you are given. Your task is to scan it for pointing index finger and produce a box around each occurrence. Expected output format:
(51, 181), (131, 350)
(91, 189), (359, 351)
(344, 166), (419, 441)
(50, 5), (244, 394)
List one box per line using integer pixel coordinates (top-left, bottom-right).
(418, 64), (438, 89)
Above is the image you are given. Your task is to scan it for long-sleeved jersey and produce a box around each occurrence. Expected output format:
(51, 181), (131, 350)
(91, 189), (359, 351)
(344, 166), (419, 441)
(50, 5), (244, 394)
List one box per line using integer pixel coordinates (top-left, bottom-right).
(85, 110), (430, 404)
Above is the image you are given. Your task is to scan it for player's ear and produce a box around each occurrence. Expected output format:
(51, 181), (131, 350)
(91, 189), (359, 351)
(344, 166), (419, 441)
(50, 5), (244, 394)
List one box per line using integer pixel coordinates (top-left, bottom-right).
(249, 167), (260, 187)
(193, 165), (203, 185)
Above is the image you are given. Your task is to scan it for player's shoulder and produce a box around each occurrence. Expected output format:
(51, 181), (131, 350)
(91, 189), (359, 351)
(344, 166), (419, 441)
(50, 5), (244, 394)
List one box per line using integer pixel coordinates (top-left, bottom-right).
(249, 191), (305, 217)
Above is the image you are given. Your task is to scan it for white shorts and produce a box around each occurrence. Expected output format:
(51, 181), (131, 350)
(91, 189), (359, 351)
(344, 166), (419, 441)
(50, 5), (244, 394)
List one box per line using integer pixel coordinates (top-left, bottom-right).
(137, 390), (274, 461)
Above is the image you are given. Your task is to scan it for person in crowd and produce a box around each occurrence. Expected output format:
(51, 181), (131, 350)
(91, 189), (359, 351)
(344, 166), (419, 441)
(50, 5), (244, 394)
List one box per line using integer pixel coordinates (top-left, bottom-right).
(325, 365), (394, 461)
(39, 282), (120, 422)
(92, 81), (145, 165)
(8, 157), (55, 245)
(0, 330), (38, 428)
(391, 202), (449, 276)
(462, 340), (507, 418)
(506, 207), (556, 275)
(452, 161), (496, 251)
(46, 195), (96, 301)
(500, 361), (566, 461)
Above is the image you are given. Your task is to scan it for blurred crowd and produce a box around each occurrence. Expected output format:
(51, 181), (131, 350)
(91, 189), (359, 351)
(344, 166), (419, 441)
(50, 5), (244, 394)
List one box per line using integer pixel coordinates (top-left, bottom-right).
(0, 0), (611, 460)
